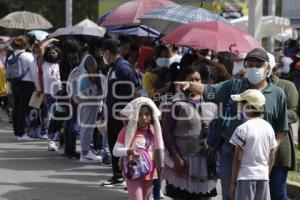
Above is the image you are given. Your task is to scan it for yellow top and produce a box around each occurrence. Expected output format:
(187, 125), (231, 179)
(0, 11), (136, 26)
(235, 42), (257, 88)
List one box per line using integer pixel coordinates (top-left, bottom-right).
(142, 72), (157, 99)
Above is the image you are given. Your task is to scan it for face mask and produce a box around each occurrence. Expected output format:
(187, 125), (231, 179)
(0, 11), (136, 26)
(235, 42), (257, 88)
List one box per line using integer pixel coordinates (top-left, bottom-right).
(156, 57), (170, 68)
(246, 67), (265, 85)
(103, 55), (109, 65)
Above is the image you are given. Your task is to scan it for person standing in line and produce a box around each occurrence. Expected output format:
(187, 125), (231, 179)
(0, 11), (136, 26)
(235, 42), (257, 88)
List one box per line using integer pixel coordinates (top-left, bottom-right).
(8, 35), (41, 141)
(77, 40), (104, 163)
(101, 39), (135, 187)
(41, 44), (62, 150)
(113, 97), (164, 200)
(228, 89), (277, 200)
(163, 66), (217, 200)
(268, 53), (299, 200)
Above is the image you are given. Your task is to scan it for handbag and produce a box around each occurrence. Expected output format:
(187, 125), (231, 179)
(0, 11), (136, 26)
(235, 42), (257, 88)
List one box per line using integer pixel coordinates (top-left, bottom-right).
(206, 79), (242, 150)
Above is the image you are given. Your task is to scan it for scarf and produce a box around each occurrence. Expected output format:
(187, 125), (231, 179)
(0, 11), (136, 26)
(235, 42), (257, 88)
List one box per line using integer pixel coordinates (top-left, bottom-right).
(120, 97), (165, 171)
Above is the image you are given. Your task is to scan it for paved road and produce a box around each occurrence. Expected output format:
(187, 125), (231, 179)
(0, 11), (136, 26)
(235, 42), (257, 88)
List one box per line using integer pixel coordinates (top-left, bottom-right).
(0, 111), (222, 200)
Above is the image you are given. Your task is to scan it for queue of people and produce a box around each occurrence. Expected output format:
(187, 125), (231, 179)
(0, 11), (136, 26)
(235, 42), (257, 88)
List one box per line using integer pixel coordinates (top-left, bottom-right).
(0, 33), (299, 200)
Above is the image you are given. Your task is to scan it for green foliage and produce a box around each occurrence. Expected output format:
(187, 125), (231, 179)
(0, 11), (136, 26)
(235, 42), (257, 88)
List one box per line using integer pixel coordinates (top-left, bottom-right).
(288, 146), (300, 183)
(0, 0), (98, 36)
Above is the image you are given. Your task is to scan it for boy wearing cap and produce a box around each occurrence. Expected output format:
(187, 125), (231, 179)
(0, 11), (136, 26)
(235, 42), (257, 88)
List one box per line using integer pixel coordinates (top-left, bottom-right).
(228, 89), (277, 200)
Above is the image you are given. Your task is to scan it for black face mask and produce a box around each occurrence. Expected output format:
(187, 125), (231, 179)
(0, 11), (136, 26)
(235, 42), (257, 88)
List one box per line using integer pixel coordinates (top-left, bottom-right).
(45, 54), (60, 63)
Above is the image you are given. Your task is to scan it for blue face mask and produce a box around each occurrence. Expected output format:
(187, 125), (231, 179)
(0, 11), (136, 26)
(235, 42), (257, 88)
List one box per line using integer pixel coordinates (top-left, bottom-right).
(246, 68), (265, 85)
(156, 57), (170, 68)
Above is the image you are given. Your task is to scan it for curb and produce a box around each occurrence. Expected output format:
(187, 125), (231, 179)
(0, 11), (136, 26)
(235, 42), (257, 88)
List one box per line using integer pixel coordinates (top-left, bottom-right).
(287, 181), (300, 198)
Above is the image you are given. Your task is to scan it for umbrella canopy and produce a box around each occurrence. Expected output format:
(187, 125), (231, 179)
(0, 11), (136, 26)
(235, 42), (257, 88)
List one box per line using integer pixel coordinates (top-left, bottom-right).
(0, 11), (52, 30)
(76, 18), (99, 28)
(101, 0), (176, 26)
(48, 24), (106, 38)
(97, 9), (160, 37)
(27, 30), (49, 41)
(161, 21), (263, 53)
(140, 5), (229, 34)
(109, 25), (160, 37)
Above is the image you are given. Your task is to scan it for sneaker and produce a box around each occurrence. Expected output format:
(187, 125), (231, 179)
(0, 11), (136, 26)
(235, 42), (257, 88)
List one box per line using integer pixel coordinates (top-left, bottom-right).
(16, 134), (34, 141)
(41, 134), (49, 140)
(80, 150), (102, 163)
(48, 141), (58, 151)
(101, 177), (125, 188)
(58, 145), (65, 155)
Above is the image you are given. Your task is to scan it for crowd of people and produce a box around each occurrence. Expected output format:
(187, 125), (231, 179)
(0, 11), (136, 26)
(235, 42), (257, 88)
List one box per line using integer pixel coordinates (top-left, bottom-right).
(0, 32), (299, 200)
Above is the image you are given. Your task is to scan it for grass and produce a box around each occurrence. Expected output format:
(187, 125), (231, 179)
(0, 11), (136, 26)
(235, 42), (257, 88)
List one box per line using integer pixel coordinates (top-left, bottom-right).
(98, 0), (225, 16)
(288, 146), (300, 183)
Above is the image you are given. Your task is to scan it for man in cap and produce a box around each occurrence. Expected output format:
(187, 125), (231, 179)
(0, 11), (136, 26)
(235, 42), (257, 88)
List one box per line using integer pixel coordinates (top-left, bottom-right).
(175, 48), (288, 200)
(101, 39), (135, 187)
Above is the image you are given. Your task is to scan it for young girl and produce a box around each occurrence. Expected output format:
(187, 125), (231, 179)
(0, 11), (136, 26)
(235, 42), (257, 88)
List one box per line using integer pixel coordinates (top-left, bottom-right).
(113, 97), (164, 200)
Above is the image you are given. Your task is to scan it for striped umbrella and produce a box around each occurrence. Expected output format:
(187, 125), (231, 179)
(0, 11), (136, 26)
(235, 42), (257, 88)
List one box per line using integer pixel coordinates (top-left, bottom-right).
(101, 0), (176, 26)
(140, 5), (229, 34)
(0, 11), (52, 30)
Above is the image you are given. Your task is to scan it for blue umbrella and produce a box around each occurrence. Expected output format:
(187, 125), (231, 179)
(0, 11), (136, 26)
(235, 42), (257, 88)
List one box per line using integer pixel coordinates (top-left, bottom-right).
(108, 25), (160, 37)
(139, 5), (230, 34)
(27, 30), (49, 41)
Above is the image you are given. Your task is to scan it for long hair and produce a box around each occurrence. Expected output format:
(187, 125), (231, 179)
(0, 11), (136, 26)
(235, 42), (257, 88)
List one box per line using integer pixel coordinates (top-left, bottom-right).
(44, 44), (61, 63)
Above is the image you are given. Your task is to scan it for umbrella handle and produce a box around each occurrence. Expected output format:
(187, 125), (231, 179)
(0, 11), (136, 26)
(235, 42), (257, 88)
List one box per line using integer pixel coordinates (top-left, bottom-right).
(229, 44), (237, 53)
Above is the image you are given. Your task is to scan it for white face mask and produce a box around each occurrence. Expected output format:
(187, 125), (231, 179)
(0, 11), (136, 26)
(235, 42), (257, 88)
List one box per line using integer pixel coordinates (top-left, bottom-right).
(156, 57), (170, 68)
(246, 68), (265, 85)
(103, 55), (109, 65)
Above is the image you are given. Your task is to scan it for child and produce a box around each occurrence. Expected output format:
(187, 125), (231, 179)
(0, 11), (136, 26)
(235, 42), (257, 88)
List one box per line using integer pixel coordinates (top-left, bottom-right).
(228, 89), (277, 200)
(113, 97), (164, 200)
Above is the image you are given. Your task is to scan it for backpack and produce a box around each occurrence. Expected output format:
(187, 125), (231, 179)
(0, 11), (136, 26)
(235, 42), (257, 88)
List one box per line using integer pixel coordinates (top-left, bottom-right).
(122, 129), (153, 180)
(66, 54), (92, 103)
(5, 52), (29, 82)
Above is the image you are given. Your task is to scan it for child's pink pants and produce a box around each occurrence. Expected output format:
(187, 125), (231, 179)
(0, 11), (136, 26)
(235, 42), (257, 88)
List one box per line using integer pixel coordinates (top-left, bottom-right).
(125, 178), (153, 200)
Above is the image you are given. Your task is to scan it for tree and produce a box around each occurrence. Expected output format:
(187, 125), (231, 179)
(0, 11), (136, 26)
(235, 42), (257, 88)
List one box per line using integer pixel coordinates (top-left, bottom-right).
(0, 0), (98, 36)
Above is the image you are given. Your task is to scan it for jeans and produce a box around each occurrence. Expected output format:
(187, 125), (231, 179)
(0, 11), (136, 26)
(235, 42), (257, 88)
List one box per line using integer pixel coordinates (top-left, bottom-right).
(219, 143), (235, 200)
(42, 94), (56, 138)
(78, 103), (99, 155)
(102, 131), (110, 158)
(64, 102), (78, 153)
(153, 179), (161, 200)
(269, 165), (288, 200)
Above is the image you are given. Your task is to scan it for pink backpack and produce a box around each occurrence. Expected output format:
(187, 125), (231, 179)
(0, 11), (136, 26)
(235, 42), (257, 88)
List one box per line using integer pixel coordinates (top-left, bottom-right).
(123, 129), (153, 180)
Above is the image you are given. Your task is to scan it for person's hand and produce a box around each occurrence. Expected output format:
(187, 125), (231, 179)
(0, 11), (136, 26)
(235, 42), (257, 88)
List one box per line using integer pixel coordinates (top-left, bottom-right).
(36, 91), (43, 97)
(174, 81), (190, 92)
(127, 149), (140, 159)
(172, 154), (188, 178)
(228, 184), (235, 200)
(46, 38), (59, 44)
(202, 122), (209, 133)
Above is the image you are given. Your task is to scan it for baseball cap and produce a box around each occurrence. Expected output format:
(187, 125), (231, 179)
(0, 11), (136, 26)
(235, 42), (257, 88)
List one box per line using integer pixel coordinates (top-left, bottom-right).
(231, 89), (266, 109)
(103, 39), (120, 53)
(245, 48), (269, 62)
